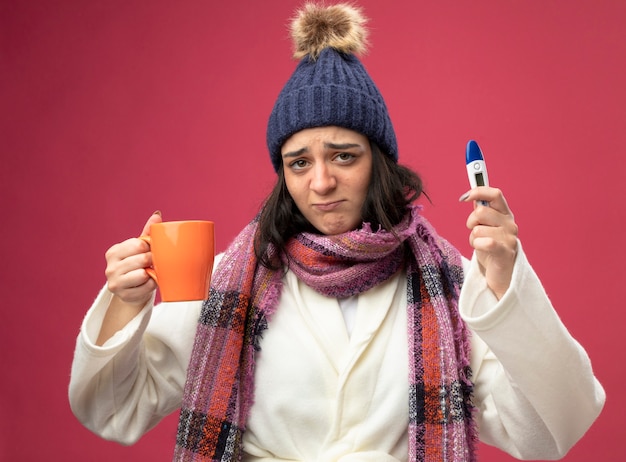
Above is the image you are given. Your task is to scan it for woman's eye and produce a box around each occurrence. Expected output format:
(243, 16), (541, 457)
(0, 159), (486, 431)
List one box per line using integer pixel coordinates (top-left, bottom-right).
(291, 159), (309, 169)
(336, 152), (355, 162)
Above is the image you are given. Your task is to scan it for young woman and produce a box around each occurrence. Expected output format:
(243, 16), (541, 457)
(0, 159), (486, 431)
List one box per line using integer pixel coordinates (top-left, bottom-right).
(69, 4), (604, 462)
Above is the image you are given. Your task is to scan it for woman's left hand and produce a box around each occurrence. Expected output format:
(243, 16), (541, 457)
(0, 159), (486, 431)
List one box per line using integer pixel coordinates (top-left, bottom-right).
(460, 187), (518, 299)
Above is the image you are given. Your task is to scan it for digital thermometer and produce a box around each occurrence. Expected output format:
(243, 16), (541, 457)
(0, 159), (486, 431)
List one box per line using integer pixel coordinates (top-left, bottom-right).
(466, 140), (489, 206)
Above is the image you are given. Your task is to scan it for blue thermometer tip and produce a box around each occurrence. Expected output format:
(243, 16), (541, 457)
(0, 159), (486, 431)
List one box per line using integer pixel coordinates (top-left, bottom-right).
(466, 140), (483, 164)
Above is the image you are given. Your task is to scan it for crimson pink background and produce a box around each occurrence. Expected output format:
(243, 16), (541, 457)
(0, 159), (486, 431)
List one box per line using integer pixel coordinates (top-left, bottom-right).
(2, 1), (624, 460)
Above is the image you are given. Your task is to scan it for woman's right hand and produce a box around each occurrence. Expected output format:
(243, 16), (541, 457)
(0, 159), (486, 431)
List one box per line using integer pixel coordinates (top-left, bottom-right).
(104, 211), (162, 307)
(96, 212), (162, 346)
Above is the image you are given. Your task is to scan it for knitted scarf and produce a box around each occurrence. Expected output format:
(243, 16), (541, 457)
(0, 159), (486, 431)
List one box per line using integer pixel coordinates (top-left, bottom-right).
(173, 205), (476, 461)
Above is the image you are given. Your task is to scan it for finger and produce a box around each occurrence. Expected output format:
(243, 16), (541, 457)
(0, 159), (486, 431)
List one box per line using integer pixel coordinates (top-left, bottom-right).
(466, 205), (515, 229)
(469, 224), (518, 253)
(105, 238), (151, 263)
(108, 275), (157, 304)
(140, 210), (163, 237)
(459, 187), (513, 216)
(469, 226), (496, 250)
(107, 265), (152, 291)
(106, 250), (153, 276)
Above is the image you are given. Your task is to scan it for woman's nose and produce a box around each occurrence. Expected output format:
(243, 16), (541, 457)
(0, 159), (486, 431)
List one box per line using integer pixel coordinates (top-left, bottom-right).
(310, 163), (337, 194)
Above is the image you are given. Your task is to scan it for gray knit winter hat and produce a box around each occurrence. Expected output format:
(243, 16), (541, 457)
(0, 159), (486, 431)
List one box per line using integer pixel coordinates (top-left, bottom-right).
(266, 3), (398, 172)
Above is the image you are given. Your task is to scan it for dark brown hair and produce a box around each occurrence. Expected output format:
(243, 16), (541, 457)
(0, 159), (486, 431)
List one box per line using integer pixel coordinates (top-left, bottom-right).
(254, 142), (424, 269)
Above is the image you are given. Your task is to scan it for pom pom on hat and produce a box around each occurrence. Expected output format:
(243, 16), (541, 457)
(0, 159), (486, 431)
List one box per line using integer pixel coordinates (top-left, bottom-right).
(266, 2), (398, 172)
(290, 3), (368, 60)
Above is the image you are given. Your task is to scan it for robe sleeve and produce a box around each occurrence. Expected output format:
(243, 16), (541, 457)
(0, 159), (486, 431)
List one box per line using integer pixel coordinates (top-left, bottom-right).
(460, 242), (605, 459)
(68, 286), (202, 444)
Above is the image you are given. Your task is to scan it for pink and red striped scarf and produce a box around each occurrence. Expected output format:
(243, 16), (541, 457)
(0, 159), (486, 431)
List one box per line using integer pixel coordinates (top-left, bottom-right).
(174, 205), (476, 461)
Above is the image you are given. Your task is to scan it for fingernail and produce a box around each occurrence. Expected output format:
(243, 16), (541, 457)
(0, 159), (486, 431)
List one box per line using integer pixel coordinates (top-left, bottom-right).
(153, 210), (162, 216)
(459, 192), (470, 202)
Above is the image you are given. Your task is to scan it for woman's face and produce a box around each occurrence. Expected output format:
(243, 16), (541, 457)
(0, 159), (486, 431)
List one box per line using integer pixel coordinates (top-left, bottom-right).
(281, 126), (372, 235)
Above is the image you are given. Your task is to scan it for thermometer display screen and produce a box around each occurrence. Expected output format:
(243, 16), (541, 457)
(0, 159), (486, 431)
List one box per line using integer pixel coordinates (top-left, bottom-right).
(475, 172), (486, 187)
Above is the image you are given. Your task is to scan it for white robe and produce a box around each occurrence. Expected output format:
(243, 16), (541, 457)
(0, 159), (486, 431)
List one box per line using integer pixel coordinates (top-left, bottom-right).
(69, 243), (605, 460)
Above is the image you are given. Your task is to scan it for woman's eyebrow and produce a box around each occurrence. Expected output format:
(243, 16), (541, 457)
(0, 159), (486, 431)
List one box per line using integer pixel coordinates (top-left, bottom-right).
(282, 142), (362, 159)
(324, 142), (362, 150)
(282, 147), (308, 159)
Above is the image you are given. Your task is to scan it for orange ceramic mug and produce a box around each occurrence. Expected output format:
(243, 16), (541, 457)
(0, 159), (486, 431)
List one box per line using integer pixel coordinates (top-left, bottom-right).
(139, 220), (215, 302)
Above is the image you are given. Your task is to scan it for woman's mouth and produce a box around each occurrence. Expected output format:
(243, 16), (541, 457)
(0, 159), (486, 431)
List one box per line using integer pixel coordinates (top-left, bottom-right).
(313, 201), (342, 212)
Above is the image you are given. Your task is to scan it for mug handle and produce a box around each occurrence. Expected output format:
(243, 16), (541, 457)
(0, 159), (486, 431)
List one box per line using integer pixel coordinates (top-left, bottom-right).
(138, 235), (158, 284)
